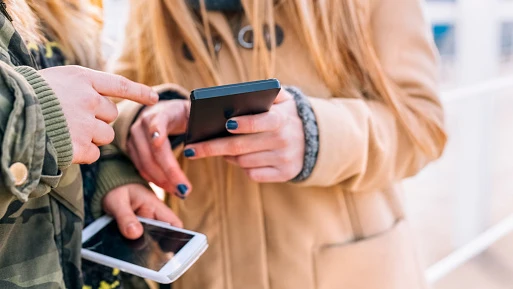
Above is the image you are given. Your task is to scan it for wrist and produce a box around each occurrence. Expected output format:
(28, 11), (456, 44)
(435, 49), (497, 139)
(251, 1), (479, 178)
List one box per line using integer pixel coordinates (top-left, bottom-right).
(284, 86), (319, 182)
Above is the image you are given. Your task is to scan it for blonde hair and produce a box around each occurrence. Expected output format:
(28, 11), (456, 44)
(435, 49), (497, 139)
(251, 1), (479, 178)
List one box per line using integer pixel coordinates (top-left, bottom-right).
(126, 0), (445, 156)
(24, 0), (104, 69)
(4, 0), (41, 44)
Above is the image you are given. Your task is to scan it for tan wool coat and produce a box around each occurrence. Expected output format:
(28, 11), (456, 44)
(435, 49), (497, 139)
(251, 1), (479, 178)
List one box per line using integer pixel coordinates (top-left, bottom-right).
(112, 0), (445, 288)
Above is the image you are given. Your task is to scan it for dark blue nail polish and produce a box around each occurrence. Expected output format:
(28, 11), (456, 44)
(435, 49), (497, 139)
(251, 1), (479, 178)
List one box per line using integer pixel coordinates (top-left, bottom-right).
(184, 148), (195, 157)
(226, 120), (238, 130)
(177, 184), (188, 195)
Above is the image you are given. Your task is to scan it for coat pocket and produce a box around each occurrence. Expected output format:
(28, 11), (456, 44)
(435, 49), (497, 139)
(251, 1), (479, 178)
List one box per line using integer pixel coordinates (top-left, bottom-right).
(313, 220), (428, 289)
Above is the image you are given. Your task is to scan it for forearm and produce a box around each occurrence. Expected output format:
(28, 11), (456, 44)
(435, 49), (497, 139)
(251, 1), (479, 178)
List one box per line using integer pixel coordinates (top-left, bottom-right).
(297, 93), (444, 191)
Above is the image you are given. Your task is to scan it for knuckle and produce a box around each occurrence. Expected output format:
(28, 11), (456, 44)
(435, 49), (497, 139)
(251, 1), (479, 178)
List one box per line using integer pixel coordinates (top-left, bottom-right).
(201, 143), (212, 156)
(150, 114), (165, 129)
(140, 114), (152, 127)
(106, 127), (115, 143)
(274, 131), (288, 147)
(74, 66), (89, 79)
(116, 76), (130, 97)
(79, 145), (100, 164)
(129, 124), (141, 138)
(112, 110), (119, 121)
(246, 118), (256, 132)
(235, 156), (249, 167)
(141, 117), (156, 131)
(246, 169), (260, 182)
(140, 110), (152, 120)
(138, 207), (156, 218)
(283, 151), (296, 163)
(277, 153), (289, 163)
(273, 111), (285, 129)
(229, 140), (244, 155)
(91, 147), (101, 161)
(89, 93), (101, 109)
(110, 104), (119, 120)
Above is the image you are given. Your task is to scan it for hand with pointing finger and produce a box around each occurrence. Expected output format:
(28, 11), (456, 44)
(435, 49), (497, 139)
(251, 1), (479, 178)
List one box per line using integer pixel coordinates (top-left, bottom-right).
(39, 65), (158, 164)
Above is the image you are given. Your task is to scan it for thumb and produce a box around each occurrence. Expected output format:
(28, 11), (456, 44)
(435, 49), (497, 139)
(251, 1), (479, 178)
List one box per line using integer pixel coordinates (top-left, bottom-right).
(104, 189), (143, 240)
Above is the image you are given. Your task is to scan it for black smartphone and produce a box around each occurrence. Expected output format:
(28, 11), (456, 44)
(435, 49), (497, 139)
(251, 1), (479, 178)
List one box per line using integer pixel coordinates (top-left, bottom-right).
(185, 79), (281, 145)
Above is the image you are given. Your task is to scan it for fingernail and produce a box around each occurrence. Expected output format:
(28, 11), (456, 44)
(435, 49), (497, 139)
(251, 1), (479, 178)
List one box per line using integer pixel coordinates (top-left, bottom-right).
(150, 91), (159, 103)
(226, 120), (238, 130)
(177, 184), (188, 195)
(126, 222), (138, 237)
(184, 148), (195, 158)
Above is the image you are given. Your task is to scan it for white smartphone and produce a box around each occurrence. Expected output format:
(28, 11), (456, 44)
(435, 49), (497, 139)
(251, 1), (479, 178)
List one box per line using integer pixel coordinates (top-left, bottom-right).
(82, 215), (208, 284)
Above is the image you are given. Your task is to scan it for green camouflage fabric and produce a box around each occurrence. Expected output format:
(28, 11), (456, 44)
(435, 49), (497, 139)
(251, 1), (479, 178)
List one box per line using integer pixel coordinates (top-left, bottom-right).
(0, 12), (84, 289)
(27, 31), (125, 289)
(0, 10), (153, 289)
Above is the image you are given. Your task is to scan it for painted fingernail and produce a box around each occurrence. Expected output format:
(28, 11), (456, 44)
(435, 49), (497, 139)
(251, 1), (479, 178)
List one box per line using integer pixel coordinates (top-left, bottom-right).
(177, 184), (188, 195)
(226, 120), (238, 130)
(184, 148), (195, 157)
(150, 91), (159, 103)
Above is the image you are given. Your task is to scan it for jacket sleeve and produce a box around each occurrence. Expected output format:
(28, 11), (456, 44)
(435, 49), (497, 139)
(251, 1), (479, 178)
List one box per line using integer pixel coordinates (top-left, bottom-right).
(0, 62), (73, 217)
(297, 0), (447, 191)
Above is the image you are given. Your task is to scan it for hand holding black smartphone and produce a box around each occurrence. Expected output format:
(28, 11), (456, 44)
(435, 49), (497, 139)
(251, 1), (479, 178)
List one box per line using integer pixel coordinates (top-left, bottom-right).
(185, 79), (281, 145)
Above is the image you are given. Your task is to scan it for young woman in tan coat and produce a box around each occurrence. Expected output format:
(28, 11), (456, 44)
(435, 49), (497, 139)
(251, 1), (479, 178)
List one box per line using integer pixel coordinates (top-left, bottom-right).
(111, 0), (447, 288)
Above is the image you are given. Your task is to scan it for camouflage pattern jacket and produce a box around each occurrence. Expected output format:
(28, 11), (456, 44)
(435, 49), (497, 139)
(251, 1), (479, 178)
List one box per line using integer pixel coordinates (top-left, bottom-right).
(0, 11), (147, 289)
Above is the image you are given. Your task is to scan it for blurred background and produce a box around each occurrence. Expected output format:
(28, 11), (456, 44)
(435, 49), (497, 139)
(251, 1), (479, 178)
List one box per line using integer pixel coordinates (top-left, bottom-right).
(101, 0), (513, 288)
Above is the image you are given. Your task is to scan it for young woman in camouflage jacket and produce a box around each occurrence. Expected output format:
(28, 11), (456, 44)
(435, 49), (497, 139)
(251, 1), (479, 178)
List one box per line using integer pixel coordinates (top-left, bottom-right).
(0, 2), (181, 288)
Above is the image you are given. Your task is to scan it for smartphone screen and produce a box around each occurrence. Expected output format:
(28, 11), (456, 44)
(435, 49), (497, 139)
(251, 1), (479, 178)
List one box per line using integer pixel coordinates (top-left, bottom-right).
(82, 221), (193, 271)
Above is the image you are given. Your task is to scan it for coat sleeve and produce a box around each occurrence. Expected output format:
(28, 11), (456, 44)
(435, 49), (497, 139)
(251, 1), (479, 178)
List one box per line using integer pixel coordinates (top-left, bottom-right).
(0, 61), (73, 217)
(297, 0), (446, 191)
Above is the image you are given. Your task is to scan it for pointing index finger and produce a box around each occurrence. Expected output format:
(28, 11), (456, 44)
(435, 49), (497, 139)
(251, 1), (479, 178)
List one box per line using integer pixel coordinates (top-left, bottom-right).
(89, 70), (158, 105)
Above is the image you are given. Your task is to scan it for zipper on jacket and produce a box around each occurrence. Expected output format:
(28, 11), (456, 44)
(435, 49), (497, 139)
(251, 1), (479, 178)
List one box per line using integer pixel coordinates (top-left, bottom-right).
(0, 1), (12, 22)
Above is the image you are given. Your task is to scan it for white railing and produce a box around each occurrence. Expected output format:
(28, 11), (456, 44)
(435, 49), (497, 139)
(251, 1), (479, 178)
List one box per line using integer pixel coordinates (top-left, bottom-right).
(441, 75), (513, 104)
(425, 75), (513, 284)
(426, 213), (513, 283)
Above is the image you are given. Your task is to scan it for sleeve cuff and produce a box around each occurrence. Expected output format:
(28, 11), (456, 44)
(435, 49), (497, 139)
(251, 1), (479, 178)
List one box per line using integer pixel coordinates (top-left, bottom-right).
(15, 66), (73, 169)
(284, 86), (320, 183)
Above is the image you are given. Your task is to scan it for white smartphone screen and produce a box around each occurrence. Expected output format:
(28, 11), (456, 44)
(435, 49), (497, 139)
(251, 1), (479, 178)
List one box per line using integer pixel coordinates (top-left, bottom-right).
(82, 221), (194, 271)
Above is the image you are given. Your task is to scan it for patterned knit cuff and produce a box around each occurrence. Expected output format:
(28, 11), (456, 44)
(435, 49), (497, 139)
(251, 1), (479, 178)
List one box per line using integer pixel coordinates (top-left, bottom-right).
(15, 66), (73, 169)
(284, 86), (319, 182)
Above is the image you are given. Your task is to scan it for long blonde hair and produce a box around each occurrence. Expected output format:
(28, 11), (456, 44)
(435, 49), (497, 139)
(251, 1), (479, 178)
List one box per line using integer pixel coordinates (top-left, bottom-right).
(4, 0), (41, 44)
(126, 0), (446, 156)
(11, 0), (104, 69)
